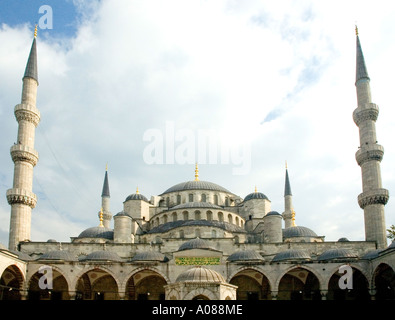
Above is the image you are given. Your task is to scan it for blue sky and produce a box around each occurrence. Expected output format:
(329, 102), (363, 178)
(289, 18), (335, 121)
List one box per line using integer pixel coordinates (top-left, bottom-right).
(0, 0), (395, 246)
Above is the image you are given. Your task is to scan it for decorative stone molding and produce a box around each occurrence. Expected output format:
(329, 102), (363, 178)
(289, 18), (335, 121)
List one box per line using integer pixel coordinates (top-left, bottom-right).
(357, 188), (389, 209)
(14, 103), (40, 127)
(355, 144), (384, 166)
(353, 103), (379, 126)
(6, 188), (37, 208)
(10, 144), (39, 166)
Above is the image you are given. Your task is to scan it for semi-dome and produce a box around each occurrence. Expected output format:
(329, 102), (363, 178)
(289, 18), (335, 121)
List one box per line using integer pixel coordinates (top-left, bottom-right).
(227, 250), (264, 262)
(338, 237), (350, 242)
(80, 250), (123, 262)
(244, 192), (269, 202)
(131, 251), (169, 262)
(176, 266), (225, 282)
(318, 248), (358, 261)
(178, 237), (217, 252)
(171, 202), (222, 210)
(266, 211), (282, 216)
(77, 226), (114, 240)
(161, 180), (232, 195)
(272, 249), (311, 262)
(38, 250), (76, 261)
(125, 193), (149, 202)
(283, 226), (318, 238)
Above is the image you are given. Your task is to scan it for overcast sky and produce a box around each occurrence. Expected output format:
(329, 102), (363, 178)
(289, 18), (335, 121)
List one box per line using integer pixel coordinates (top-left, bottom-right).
(0, 0), (395, 247)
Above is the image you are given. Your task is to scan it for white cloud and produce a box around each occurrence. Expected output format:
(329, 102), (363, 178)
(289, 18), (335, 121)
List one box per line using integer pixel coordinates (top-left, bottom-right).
(0, 0), (394, 246)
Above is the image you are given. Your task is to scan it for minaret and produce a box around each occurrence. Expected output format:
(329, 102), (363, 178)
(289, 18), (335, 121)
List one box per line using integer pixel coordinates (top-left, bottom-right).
(282, 162), (294, 229)
(7, 27), (41, 251)
(98, 164), (112, 228)
(353, 26), (389, 249)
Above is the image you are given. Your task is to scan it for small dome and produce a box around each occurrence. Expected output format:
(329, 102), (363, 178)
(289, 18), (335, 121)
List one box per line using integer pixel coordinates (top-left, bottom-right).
(131, 251), (169, 262)
(81, 250), (123, 262)
(38, 250), (76, 261)
(171, 202), (222, 210)
(318, 248), (358, 261)
(283, 226), (318, 238)
(178, 238), (217, 252)
(361, 249), (382, 260)
(125, 193), (149, 202)
(114, 211), (130, 217)
(337, 237), (350, 242)
(176, 266), (225, 282)
(266, 211), (282, 217)
(272, 249), (311, 262)
(244, 192), (269, 202)
(77, 226), (114, 240)
(161, 180), (231, 195)
(46, 239), (57, 243)
(227, 250), (264, 262)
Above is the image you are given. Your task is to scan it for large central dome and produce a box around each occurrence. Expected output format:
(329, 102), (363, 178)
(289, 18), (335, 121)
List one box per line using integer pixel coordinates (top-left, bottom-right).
(160, 180), (232, 195)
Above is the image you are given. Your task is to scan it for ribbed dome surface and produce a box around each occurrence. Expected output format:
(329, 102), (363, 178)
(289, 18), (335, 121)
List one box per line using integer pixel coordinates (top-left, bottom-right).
(131, 251), (168, 262)
(81, 250), (123, 262)
(77, 226), (114, 240)
(171, 202), (222, 210)
(227, 250), (264, 262)
(161, 180), (231, 195)
(272, 249), (311, 262)
(125, 193), (149, 202)
(318, 248), (358, 261)
(38, 250), (76, 261)
(178, 238), (217, 252)
(176, 266), (225, 282)
(283, 226), (318, 238)
(244, 192), (269, 201)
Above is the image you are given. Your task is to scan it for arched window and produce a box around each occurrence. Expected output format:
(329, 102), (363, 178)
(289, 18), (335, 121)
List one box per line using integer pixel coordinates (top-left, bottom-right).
(156, 217), (159, 227)
(206, 211), (213, 221)
(228, 214), (233, 224)
(195, 210), (201, 220)
(201, 194), (206, 202)
(189, 194), (194, 202)
(225, 197), (229, 206)
(166, 197), (170, 207)
(177, 195), (181, 204)
(218, 212), (224, 222)
(235, 216), (239, 226)
(183, 211), (189, 221)
(162, 214), (168, 224)
(172, 212), (177, 222)
(214, 195), (218, 205)
(179, 230), (184, 238)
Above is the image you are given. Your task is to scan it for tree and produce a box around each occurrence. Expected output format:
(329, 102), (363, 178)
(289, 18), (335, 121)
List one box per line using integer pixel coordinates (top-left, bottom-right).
(387, 225), (395, 241)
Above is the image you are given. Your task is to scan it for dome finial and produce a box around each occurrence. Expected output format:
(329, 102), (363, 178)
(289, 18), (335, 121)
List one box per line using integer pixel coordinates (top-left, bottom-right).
(99, 207), (104, 227)
(34, 24), (38, 38)
(194, 163), (199, 181)
(355, 24), (359, 36)
(136, 186), (139, 194)
(254, 185), (257, 193)
(291, 209), (296, 227)
(105, 162), (108, 171)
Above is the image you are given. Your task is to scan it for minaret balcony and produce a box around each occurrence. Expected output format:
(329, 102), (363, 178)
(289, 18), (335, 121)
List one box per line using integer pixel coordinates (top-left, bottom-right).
(10, 144), (39, 166)
(353, 103), (379, 126)
(14, 103), (40, 127)
(357, 188), (389, 209)
(355, 144), (384, 166)
(6, 188), (37, 208)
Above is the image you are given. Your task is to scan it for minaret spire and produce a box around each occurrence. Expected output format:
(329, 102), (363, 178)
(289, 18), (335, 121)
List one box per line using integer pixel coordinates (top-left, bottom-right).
(282, 163), (294, 228)
(7, 28), (41, 250)
(194, 163), (199, 181)
(353, 28), (388, 248)
(98, 165), (112, 228)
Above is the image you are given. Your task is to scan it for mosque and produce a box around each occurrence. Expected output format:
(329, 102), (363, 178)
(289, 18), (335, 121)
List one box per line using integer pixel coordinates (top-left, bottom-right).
(0, 26), (394, 300)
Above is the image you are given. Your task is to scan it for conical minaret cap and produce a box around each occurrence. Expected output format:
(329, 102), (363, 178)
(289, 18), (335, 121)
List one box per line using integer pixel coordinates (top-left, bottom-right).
(355, 27), (370, 84)
(101, 168), (110, 197)
(23, 28), (38, 83)
(284, 165), (292, 197)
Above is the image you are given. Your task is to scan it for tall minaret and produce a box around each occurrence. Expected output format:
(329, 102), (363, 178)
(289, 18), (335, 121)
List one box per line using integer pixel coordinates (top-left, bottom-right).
(282, 163), (295, 229)
(7, 26), (40, 251)
(98, 165), (112, 228)
(353, 27), (389, 249)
